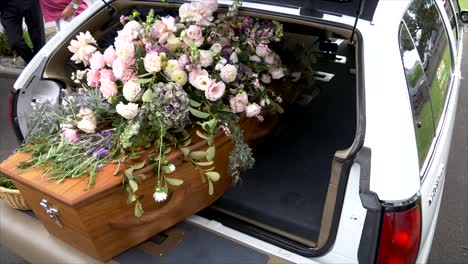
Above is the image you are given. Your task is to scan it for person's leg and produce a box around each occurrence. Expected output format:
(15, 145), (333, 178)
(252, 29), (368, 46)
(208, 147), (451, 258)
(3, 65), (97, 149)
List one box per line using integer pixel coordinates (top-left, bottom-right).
(23, 0), (45, 57)
(0, 4), (34, 62)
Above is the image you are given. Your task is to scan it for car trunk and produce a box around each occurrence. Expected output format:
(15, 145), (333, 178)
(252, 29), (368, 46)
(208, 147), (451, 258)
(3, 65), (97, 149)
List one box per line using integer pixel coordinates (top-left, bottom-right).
(37, 0), (361, 257)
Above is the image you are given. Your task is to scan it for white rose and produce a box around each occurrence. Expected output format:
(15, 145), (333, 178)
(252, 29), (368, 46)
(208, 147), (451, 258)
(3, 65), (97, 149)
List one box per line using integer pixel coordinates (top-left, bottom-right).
(77, 110), (97, 134)
(165, 34), (181, 51)
(249, 55), (261, 62)
(116, 102), (139, 120)
(144, 52), (162, 73)
(123, 80), (142, 102)
(170, 69), (188, 85)
(164, 59), (181, 76)
(245, 103), (262, 117)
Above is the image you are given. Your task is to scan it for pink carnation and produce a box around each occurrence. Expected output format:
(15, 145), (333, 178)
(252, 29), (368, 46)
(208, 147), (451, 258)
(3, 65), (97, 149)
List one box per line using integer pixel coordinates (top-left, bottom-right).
(100, 78), (118, 99)
(62, 128), (79, 143)
(86, 69), (100, 87)
(205, 81), (225, 101)
(90, 51), (105, 70)
(151, 16), (177, 44)
(255, 44), (271, 58)
(178, 54), (191, 68)
(229, 92), (248, 113)
(121, 69), (135, 83)
(112, 58), (128, 80)
(99, 69), (115, 82)
(103, 46), (117, 67)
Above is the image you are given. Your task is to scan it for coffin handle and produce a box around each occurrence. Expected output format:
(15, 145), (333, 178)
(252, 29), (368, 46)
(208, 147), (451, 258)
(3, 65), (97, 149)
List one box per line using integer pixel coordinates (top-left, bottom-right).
(108, 186), (190, 229)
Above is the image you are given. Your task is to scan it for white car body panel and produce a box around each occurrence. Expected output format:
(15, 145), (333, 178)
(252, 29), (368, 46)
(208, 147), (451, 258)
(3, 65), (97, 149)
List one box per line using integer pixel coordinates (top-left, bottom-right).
(10, 0), (464, 262)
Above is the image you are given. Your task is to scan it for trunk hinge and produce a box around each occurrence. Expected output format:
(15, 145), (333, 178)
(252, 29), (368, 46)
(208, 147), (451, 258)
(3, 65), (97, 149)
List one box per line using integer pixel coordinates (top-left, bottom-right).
(349, 0), (366, 45)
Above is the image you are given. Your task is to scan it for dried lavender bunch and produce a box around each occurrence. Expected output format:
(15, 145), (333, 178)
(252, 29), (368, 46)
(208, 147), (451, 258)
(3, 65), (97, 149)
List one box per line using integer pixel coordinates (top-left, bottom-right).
(228, 123), (255, 180)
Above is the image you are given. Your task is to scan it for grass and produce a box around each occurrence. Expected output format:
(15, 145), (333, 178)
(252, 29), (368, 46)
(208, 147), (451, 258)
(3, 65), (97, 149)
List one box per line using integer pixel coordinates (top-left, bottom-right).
(0, 31), (32, 56)
(460, 0), (468, 10)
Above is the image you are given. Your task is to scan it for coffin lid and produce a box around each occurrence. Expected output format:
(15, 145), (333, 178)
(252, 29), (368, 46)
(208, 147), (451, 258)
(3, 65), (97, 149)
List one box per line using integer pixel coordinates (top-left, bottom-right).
(248, 0), (380, 21)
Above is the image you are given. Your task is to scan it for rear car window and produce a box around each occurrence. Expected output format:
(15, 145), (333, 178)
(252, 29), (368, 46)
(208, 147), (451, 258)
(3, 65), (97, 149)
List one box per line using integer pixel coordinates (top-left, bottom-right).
(400, 0), (454, 169)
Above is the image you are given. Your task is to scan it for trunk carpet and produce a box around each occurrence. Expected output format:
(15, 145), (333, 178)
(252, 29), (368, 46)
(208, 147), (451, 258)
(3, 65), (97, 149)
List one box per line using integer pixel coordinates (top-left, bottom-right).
(213, 45), (357, 243)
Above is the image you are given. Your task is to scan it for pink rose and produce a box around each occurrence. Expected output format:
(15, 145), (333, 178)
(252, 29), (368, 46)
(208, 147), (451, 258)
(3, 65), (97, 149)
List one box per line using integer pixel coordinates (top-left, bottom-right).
(100, 78), (118, 99)
(255, 44), (271, 58)
(62, 128), (79, 143)
(229, 92), (248, 113)
(184, 25), (204, 47)
(202, 0), (218, 13)
(188, 2), (214, 26)
(90, 51), (105, 70)
(245, 103), (261, 117)
(151, 16), (177, 44)
(103, 46), (117, 67)
(86, 69), (100, 87)
(205, 81), (225, 101)
(112, 58), (128, 80)
(99, 69), (115, 82)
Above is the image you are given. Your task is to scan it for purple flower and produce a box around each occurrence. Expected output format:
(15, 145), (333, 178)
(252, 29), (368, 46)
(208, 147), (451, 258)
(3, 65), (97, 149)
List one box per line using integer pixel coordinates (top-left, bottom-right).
(93, 147), (110, 159)
(97, 164), (105, 170)
(101, 130), (112, 137)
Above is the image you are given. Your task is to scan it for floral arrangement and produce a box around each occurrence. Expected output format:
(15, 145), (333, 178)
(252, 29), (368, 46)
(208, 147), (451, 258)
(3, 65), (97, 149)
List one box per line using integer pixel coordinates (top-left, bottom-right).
(20, 0), (303, 217)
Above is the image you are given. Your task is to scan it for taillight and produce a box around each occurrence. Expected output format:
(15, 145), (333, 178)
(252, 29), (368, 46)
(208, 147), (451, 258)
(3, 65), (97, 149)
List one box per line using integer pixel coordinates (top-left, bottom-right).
(377, 203), (421, 264)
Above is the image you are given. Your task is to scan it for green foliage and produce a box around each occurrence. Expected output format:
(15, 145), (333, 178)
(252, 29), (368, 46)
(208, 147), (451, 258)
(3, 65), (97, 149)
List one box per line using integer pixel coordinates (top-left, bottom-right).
(0, 173), (16, 190)
(228, 123), (255, 180)
(0, 30), (33, 56)
(460, 0), (468, 10)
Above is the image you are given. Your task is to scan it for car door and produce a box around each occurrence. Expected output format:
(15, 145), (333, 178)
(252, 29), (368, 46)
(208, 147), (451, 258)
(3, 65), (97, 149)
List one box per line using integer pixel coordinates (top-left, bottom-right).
(399, 0), (459, 260)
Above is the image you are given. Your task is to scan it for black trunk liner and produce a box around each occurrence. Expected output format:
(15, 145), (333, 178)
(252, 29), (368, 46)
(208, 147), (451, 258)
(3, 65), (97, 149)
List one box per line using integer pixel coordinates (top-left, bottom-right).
(213, 45), (357, 243)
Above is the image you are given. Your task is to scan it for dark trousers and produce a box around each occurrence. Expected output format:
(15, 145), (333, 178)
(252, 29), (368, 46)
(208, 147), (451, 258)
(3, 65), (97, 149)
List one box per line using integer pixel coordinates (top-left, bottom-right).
(1, 0), (45, 63)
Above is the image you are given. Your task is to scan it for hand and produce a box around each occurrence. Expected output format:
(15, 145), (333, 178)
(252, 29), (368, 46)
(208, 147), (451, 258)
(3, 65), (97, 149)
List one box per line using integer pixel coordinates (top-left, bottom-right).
(62, 5), (76, 21)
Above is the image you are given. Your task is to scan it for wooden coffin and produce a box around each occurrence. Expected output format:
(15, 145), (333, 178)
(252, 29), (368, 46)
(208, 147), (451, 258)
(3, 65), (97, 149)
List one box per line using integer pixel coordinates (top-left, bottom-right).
(0, 118), (276, 261)
(0, 133), (235, 261)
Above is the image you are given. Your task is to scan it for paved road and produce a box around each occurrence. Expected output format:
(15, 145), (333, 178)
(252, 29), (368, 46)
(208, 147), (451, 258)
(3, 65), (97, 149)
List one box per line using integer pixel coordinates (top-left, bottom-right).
(0, 38), (467, 264)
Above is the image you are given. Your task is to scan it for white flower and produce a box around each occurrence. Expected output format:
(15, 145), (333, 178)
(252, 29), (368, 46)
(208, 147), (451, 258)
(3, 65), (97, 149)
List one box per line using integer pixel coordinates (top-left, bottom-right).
(122, 20), (142, 39)
(229, 53), (238, 64)
(210, 43), (222, 54)
(220, 64), (237, 83)
(144, 52), (162, 73)
(115, 41), (135, 63)
(116, 102), (139, 120)
(245, 103), (262, 117)
(164, 59), (181, 76)
(249, 55), (261, 62)
(77, 109), (97, 134)
(165, 34), (181, 51)
(260, 74), (271, 84)
(170, 69), (188, 85)
(123, 80), (142, 102)
(192, 75), (213, 91)
(269, 68), (285, 79)
(291, 71), (302, 82)
(199, 50), (214, 67)
(68, 31), (97, 65)
(153, 188), (168, 202)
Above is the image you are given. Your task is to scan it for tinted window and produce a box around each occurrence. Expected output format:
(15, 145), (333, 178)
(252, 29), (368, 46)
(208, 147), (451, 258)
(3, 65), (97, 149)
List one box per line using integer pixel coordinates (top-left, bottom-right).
(401, 0), (453, 168)
(440, 0), (458, 41)
(399, 24), (435, 166)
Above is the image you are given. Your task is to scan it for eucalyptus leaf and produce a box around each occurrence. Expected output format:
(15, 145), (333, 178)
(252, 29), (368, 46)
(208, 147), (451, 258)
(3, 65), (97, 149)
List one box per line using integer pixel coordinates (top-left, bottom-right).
(206, 146), (215, 161)
(180, 147), (190, 157)
(166, 178), (184, 186)
(189, 107), (210, 119)
(196, 130), (210, 140)
(127, 193), (137, 204)
(202, 119), (217, 130)
(129, 179), (138, 192)
(134, 174), (147, 180)
(189, 99), (202, 107)
(133, 78), (153, 84)
(163, 164), (176, 174)
(125, 168), (134, 179)
(164, 147), (172, 155)
(134, 201), (144, 218)
(195, 161), (214, 166)
(208, 180), (214, 195)
(132, 161), (146, 170)
(205, 171), (220, 182)
(142, 89), (153, 102)
(190, 151), (206, 160)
